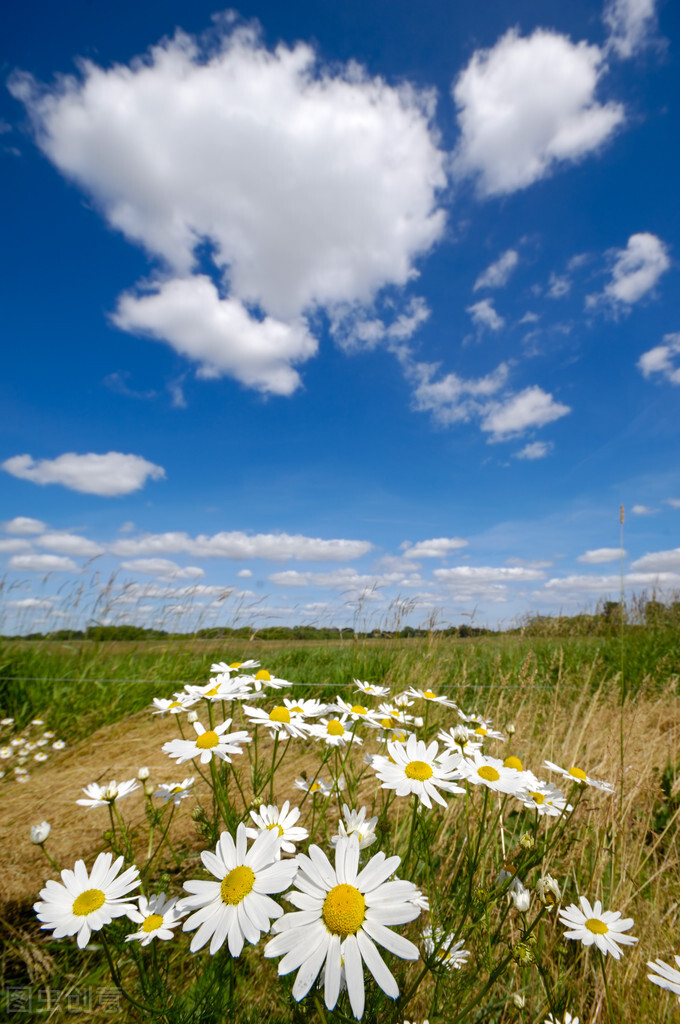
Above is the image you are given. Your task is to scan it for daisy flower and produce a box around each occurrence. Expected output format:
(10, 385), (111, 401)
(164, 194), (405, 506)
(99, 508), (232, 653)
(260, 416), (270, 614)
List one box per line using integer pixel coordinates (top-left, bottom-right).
(422, 926), (470, 970)
(519, 780), (573, 817)
(543, 761), (614, 793)
(1, 717), (14, 726)
(153, 777), (195, 805)
(162, 719), (251, 765)
(30, 821), (51, 844)
(43, 730), (56, 738)
(77, 779), (140, 809)
(544, 1014), (579, 1024)
(437, 727), (481, 758)
(373, 736), (464, 809)
(178, 823), (297, 956)
(354, 679), (390, 697)
(210, 659), (260, 674)
(34, 852), (140, 948)
(332, 697), (382, 727)
(241, 669), (288, 691)
(310, 716), (363, 748)
(282, 697), (329, 718)
(184, 677), (252, 703)
(151, 695), (195, 715)
(406, 687), (458, 709)
(458, 752), (525, 796)
(52, 740), (66, 750)
(0, 747), (11, 759)
(246, 800), (308, 856)
(264, 836), (421, 1020)
(126, 893), (185, 945)
(294, 776), (332, 796)
(34, 752), (49, 762)
(558, 896), (637, 958)
(331, 805), (379, 850)
(648, 955), (680, 996)
(243, 704), (312, 739)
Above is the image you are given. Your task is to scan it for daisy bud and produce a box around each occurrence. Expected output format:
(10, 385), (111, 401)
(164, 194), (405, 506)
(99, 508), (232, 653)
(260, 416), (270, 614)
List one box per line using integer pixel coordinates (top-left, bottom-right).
(506, 722), (516, 735)
(30, 821), (51, 844)
(511, 994), (525, 1008)
(511, 885), (531, 913)
(536, 874), (561, 908)
(187, 710), (199, 723)
(519, 832), (535, 850)
(413, 716), (424, 727)
(137, 766), (150, 780)
(512, 943), (535, 966)
(143, 779), (155, 797)
(453, 725), (469, 745)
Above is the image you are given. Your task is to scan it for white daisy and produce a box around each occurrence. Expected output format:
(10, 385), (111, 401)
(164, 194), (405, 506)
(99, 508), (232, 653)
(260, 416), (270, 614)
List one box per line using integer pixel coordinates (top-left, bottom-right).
(282, 697), (329, 718)
(294, 776), (332, 797)
(151, 695), (194, 715)
(30, 821), (51, 844)
(422, 926), (470, 970)
(43, 730), (55, 738)
(0, 746), (11, 759)
(405, 687), (458, 709)
(332, 697), (382, 727)
(545, 1014), (579, 1024)
(240, 669), (288, 691)
(184, 676), (252, 703)
(34, 852), (140, 948)
(76, 779), (140, 809)
(34, 752), (49, 762)
(543, 761), (614, 793)
(243, 704), (312, 739)
(162, 719), (251, 765)
(519, 779), (573, 817)
(331, 805), (378, 850)
(436, 727), (481, 758)
(558, 896), (637, 959)
(354, 679), (390, 697)
(126, 893), (186, 945)
(1, 717), (14, 726)
(374, 736), (465, 809)
(52, 740), (67, 750)
(648, 955), (680, 996)
(246, 800), (308, 856)
(264, 836), (421, 1020)
(210, 659), (261, 674)
(309, 716), (363, 748)
(153, 777), (195, 805)
(458, 752), (525, 796)
(178, 823), (297, 955)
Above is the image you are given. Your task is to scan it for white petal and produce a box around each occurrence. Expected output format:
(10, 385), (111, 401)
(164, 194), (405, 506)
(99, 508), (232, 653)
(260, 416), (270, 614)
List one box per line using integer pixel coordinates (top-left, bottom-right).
(323, 933), (342, 1010)
(357, 929), (399, 998)
(342, 934), (365, 1020)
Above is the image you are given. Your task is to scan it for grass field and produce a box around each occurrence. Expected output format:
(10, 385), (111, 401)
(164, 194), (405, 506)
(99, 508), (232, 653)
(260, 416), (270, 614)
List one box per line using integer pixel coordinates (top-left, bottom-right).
(1, 628), (679, 1023)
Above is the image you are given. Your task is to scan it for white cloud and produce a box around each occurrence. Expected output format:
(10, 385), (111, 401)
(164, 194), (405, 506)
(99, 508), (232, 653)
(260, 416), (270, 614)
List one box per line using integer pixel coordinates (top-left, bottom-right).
(2, 452), (165, 496)
(547, 273), (571, 298)
(114, 276), (317, 396)
(110, 529), (372, 561)
(119, 521), (136, 533)
(544, 570), (680, 594)
(451, 28), (624, 196)
(12, 22), (446, 393)
(36, 533), (105, 557)
(515, 441), (553, 460)
(577, 547), (625, 563)
(467, 298), (504, 330)
(631, 504), (657, 515)
(666, 499), (680, 509)
(269, 568), (401, 591)
(409, 360), (510, 426)
(604, 0), (659, 58)
(330, 297), (430, 354)
(119, 558), (205, 579)
(589, 233), (670, 309)
(434, 566), (546, 583)
(630, 549), (680, 572)
(473, 249), (519, 290)
(6, 597), (56, 609)
(3, 516), (46, 534)
(9, 554), (79, 573)
(401, 537), (468, 558)
(481, 387), (571, 440)
(237, 569), (253, 578)
(0, 538), (33, 553)
(638, 332), (680, 386)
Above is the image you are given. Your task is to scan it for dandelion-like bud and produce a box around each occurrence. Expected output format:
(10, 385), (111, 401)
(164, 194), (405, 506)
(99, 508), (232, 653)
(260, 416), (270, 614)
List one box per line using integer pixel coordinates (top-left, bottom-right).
(137, 766), (150, 780)
(536, 874), (561, 907)
(143, 779), (155, 797)
(519, 832), (535, 850)
(187, 710), (199, 723)
(30, 821), (51, 844)
(191, 805), (206, 822)
(453, 725), (469, 745)
(511, 994), (525, 1009)
(506, 722), (516, 735)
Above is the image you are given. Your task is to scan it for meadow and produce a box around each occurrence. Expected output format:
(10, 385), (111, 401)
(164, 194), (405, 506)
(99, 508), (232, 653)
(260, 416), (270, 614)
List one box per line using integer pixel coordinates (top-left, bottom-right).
(1, 624), (679, 1023)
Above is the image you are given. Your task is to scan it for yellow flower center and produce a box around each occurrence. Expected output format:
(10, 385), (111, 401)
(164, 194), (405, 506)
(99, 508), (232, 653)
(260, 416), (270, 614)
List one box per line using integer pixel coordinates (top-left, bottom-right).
(204, 686), (220, 697)
(291, 706), (304, 712)
(310, 782), (321, 792)
(405, 759), (433, 781)
(269, 706), (290, 723)
(423, 690), (437, 699)
(171, 784), (185, 793)
(142, 913), (164, 933)
(327, 720), (345, 736)
(568, 766), (587, 780)
(255, 670), (271, 682)
(585, 918), (609, 934)
(220, 865), (255, 905)
(169, 701), (182, 708)
(380, 718), (394, 729)
(351, 705), (368, 715)
(477, 765), (500, 782)
(266, 823), (285, 836)
(474, 727), (488, 736)
(504, 756), (523, 771)
(529, 791), (545, 805)
(229, 662), (242, 668)
(72, 888), (106, 916)
(322, 884), (366, 937)
(196, 730), (220, 749)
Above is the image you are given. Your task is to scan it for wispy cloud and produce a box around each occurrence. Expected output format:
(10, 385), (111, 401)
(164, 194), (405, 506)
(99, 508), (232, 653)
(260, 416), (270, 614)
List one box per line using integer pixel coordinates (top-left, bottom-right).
(638, 332), (680, 386)
(473, 249), (519, 290)
(110, 530), (372, 562)
(467, 298), (505, 331)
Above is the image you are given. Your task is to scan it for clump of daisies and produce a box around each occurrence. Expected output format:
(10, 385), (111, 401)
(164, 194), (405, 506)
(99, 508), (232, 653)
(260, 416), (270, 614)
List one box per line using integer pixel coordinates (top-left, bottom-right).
(0, 717), (67, 785)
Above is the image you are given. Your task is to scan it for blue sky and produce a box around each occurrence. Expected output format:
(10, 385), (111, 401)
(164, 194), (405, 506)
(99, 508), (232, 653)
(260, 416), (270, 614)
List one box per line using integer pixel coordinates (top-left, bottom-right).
(2, 0), (680, 634)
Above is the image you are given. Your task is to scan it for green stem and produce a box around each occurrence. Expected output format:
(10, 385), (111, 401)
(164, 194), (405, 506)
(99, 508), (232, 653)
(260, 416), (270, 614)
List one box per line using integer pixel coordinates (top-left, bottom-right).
(599, 948), (616, 1023)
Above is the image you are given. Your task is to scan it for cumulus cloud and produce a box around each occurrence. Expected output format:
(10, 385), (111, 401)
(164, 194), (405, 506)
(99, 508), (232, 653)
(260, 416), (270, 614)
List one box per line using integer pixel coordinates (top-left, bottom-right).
(269, 568), (401, 591)
(401, 537), (468, 559)
(515, 441), (553, 460)
(113, 276), (317, 396)
(578, 547), (625, 563)
(110, 529), (372, 561)
(632, 504), (657, 515)
(544, 570), (680, 593)
(451, 28), (624, 196)
(638, 332), (680, 385)
(36, 533), (105, 557)
(2, 452), (165, 496)
(12, 22), (446, 393)
(0, 538), (33, 553)
(604, 0), (659, 58)
(473, 249), (519, 290)
(588, 233), (670, 309)
(630, 548), (680, 572)
(547, 273), (571, 298)
(481, 387), (570, 440)
(119, 558), (205, 579)
(467, 298), (505, 330)
(3, 516), (46, 534)
(434, 566), (546, 583)
(9, 554), (79, 573)
(237, 569), (253, 578)
(330, 297), (431, 354)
